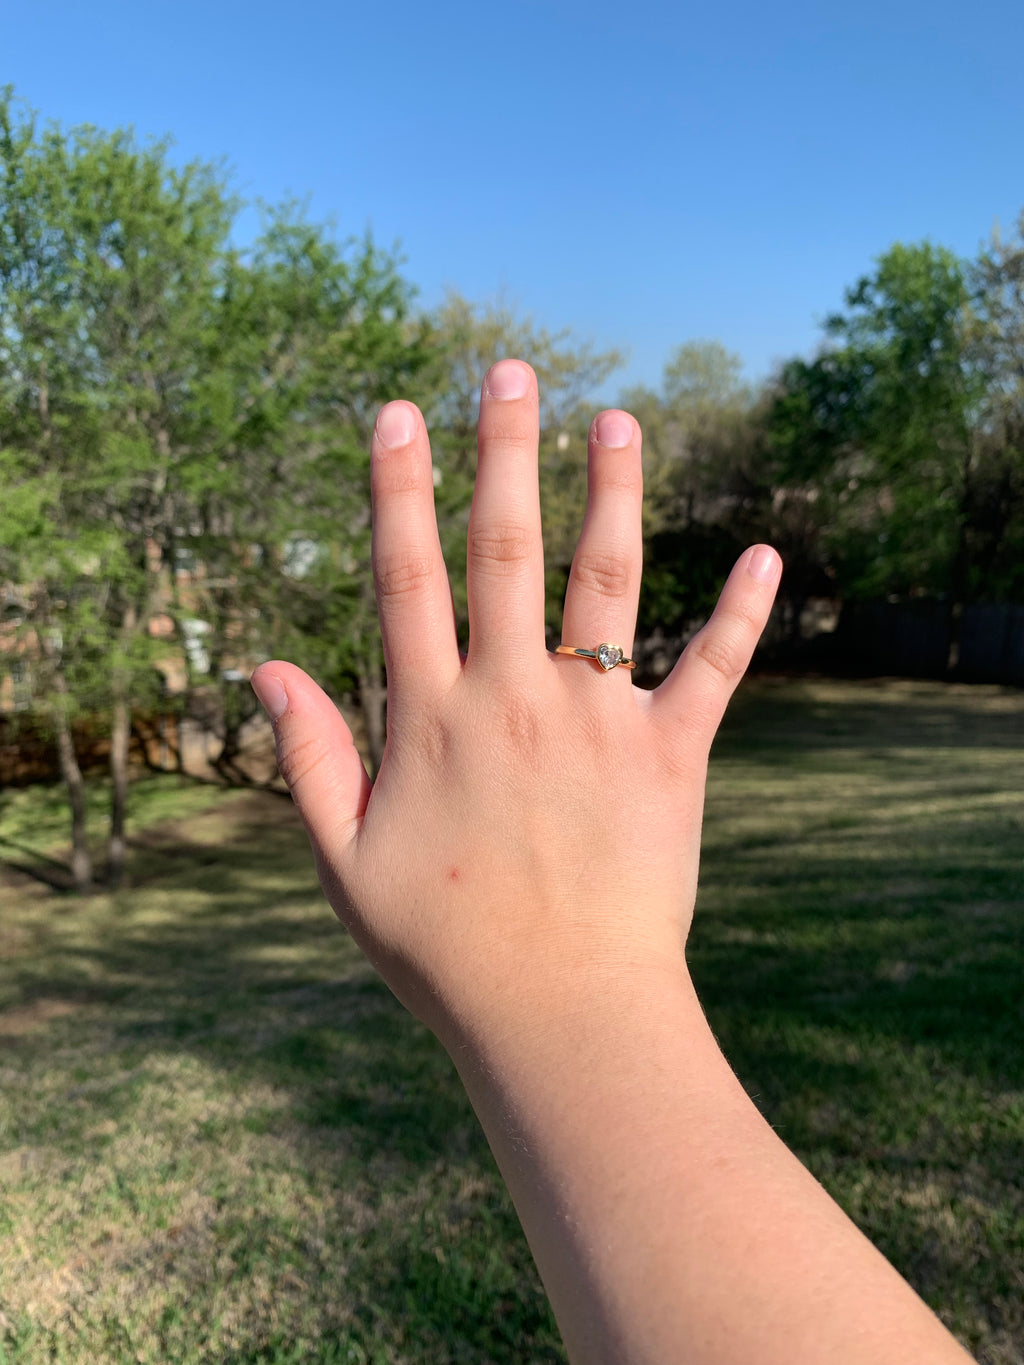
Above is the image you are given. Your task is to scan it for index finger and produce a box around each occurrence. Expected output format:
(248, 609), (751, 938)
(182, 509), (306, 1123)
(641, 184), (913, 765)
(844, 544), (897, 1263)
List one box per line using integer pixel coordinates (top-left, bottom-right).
(370, 400), (460, 699)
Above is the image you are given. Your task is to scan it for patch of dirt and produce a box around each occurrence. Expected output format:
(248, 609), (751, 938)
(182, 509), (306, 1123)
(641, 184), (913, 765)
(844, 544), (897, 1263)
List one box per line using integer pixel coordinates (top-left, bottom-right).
(128, 788), (302, 854)
(0, 997), (80, 1038)
(0, 1146), (46, 1182)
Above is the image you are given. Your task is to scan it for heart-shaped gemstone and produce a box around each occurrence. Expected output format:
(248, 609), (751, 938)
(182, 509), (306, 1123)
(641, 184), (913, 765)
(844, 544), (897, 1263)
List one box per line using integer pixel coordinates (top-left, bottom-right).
(596, 643), (623, 671)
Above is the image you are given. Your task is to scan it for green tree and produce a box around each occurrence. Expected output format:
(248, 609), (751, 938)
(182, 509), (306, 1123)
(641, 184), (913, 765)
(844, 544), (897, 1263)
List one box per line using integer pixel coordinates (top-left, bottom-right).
(765, 236), (1024, 666)
(64, 121), (238, 881)
(237, 216), (437, 773)
(0, 92), (147, 887)
(967, 216), (1024, 599)
(620, 342), (764, 642)
(0, 90), (433, 879)
(768, 243), (998, 630)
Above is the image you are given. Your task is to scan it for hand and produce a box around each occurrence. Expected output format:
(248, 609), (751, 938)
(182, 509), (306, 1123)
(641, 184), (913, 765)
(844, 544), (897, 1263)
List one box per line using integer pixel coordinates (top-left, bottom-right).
(252, 361), (974, 1365)
(251, 358), (780, 1048)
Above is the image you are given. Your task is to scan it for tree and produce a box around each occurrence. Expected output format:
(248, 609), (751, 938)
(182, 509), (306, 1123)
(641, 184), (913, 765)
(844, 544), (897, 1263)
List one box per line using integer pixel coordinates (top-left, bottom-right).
(620, 342), (765, 642)
(967, 216), (1024, 600)
(768, 243), (995, 617)
(835, 243), (981, 601)
(68, 124), (239, 881)
(229, 216), (438, 774)
(0, 90), (250, 885)
(0, 89), (433, 880)
(1, 93), (130, 887)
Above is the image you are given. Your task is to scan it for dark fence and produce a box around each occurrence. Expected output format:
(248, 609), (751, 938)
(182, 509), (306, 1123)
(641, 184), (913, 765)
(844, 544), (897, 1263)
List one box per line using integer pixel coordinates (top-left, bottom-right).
(832, 600), (1024, 683)
(958, 603), (1024, 682)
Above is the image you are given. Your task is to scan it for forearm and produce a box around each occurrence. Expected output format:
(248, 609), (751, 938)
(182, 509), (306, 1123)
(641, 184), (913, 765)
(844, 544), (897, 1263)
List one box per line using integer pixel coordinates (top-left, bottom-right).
(448, 964), (973, 1365)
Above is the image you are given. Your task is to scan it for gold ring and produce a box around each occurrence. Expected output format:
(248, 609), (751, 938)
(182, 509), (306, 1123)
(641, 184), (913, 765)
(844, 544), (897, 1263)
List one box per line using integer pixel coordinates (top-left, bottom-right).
(555, 643), (636, 672)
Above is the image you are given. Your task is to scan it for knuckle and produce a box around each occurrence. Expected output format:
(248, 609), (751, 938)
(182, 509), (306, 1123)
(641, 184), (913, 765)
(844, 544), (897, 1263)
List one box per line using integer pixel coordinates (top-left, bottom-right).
(490, 685), (542, 749)
(729, 596), (767, 633)
(468, 523), (533, 573)
(397, 710), (455, 770)
(377, 464), (423, 497)
(278, 734), (332, 792)
(375, 552), (434, 600)
(686, 628), (745, 684)
(480, 426), (535, 453)
(591, 462), (641, 496)
(571, 549), (633, 599)
(572, 700), (614, 752)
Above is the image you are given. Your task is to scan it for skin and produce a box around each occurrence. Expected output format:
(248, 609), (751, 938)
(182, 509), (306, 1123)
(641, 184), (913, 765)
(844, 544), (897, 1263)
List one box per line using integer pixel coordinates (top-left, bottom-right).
(252, 359), (975, 1365)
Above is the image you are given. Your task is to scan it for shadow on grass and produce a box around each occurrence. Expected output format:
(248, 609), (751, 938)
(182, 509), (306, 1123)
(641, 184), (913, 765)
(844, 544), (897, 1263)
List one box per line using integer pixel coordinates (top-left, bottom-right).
(1, 680), (1022, 1363)
(3, 807), (469, 1158)
(0, 832), (78, 891)
(0, 792), (562, 1362)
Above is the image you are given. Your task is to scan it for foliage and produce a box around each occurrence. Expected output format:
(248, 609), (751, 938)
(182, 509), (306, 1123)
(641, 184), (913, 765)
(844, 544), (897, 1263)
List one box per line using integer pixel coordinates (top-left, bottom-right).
(0, 90), (434, 849)
(620, 342), (764, 634)
(967, 213), (1024, 600)
(198, 210), (437, 772)
(5, 80), (1024, 878)
(766, 242), (1024, 606)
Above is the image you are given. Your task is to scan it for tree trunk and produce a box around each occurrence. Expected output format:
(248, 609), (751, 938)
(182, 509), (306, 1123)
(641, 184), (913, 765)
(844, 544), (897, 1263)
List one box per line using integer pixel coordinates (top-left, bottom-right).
(946, 510), (972, 674)
(108, 603), (138, 888)
(786, 591), (808, 647)
(358, 652), (387, 777)
(170, 706), (186, 775)
(108, 694), (130, 888)
(211, 678), (255, 785)
(52, 686), (92, 893)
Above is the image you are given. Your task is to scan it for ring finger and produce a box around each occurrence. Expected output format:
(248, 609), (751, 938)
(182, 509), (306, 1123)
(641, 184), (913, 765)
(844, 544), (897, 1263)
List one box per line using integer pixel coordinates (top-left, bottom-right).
(558, 410), (643, 676)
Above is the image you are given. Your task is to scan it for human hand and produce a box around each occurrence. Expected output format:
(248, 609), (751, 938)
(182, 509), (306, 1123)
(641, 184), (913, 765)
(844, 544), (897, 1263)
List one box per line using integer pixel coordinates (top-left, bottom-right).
(250, 364), (978, 1365)
(251, 359), (781, 1050)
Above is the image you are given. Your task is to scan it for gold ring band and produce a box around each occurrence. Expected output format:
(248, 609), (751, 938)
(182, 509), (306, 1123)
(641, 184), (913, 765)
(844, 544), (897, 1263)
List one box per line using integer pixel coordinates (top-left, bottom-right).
(555, 643), (636, 672)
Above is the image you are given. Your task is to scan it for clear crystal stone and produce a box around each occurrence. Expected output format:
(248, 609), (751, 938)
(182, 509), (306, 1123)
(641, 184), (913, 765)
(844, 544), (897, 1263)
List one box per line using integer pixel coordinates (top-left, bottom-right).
(596, 643), (622, 670)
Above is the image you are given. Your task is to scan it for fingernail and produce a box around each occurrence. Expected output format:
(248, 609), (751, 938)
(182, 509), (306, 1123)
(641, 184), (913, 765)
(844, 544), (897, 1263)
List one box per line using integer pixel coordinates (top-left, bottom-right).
(252, 670), (288, 721)
(594, 411), (633, 448)
(747, 545), (780, 585)
(484, 359), (530, 400)
(375, 402), (417, 448)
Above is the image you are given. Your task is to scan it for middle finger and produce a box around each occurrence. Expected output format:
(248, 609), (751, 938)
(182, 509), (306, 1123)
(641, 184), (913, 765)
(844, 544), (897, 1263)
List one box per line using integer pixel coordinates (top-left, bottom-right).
(466, 359), (546, 671)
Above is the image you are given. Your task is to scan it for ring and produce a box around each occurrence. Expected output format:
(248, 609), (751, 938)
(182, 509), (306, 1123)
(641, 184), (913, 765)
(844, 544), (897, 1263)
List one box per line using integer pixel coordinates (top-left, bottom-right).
(555, 643), (637, 672)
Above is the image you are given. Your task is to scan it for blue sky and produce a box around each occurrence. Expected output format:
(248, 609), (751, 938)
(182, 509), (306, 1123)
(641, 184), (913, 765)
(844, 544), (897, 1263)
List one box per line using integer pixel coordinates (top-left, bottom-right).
(4, 0), (1023, 399)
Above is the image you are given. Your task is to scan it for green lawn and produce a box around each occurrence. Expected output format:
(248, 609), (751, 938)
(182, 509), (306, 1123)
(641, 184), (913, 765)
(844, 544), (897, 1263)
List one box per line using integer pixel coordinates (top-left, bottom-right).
(0, 679), (1021, 1364)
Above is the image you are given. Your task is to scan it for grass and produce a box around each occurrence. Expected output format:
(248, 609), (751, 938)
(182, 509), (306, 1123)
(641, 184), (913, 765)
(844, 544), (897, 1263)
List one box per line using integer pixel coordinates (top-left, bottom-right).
(0, 774), (244, 889)
(0, 678), (1021, 1363)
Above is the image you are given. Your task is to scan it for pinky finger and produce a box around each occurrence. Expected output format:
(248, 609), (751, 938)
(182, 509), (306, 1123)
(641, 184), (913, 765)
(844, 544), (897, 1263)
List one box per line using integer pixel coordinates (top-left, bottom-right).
(652, 545), (781, 755)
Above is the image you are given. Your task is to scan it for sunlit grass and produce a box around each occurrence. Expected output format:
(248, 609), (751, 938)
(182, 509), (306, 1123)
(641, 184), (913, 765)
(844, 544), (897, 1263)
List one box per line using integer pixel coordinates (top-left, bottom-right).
(0, 773), (253, 887)
(696, 678), (1024, 1363)
(0, 679), (1021, 1363)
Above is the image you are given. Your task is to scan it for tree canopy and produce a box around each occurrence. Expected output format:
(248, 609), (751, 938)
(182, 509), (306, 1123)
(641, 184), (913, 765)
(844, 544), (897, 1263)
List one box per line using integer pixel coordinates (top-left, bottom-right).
(2, 86), (1023, 885)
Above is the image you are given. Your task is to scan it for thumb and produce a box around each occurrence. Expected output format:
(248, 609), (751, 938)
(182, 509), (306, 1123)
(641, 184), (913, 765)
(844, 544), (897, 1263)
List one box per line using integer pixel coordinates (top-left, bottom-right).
(251, 660), (372, 853)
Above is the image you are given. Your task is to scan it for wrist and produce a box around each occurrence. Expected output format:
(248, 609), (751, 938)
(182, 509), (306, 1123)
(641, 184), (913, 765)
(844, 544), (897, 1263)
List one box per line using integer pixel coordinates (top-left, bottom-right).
(436, 956), (752, 1365)
(438, 951), (730, 1157)
(432, 933), (699, 1075)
